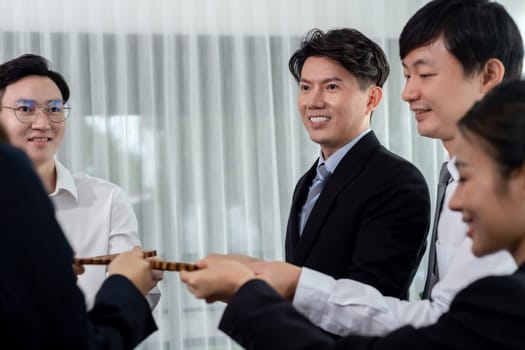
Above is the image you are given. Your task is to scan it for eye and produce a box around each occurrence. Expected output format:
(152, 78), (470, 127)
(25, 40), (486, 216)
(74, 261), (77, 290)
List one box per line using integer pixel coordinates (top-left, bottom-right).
(300, 84), (310, 92)
(420, 73), (437, 79)
(457, 175), (468, 184)
(403, 74), (410, 80)
(48, 106), (62, 113)
(327, 84), (338, 90)
(47, 100), (64, 113)
(16, 105), (33, 113)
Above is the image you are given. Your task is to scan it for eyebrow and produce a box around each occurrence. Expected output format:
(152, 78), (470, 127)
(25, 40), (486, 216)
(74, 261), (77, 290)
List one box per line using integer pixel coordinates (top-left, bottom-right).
(454, 159), (468, 170)
(402, 57), (434, 69)
(16, 98), (62, 104)
(299, 77), (344, 84)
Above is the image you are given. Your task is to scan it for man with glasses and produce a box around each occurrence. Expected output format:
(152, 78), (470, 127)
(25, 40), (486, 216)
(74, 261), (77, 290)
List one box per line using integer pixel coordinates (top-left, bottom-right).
(0, 123), (158, 347)
(0, 54), (161, 310)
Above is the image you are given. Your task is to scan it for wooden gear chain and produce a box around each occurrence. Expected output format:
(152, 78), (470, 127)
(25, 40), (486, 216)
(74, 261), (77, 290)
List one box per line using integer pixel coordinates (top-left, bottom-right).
(73, 250), (199, 271)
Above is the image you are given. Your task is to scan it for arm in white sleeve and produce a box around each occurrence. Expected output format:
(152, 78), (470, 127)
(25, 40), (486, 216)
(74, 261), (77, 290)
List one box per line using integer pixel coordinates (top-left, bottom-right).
(293, 237), (516, 337)
(108, 187), (161, 310)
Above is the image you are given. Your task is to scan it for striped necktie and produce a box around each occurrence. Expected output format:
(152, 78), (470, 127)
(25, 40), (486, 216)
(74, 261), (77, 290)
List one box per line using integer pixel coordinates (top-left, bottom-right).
(299, 162), (331, 235)
(422, 162), (451, 299)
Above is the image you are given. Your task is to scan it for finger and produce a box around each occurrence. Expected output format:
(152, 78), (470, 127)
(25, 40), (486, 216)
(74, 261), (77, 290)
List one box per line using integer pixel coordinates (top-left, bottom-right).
(179, 270), (190, 282)
(131, 246), (144, 257)
(196, 259), (208, 269)
(73, 264), (85, 275)
(152, 269), (164, 282)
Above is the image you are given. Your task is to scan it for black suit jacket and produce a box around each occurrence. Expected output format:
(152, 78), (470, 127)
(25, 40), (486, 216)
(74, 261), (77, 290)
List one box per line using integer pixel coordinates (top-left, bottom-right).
(286, 131), (430, 298)
(0, 144), (156, 349)
(220, 264), (525, 349)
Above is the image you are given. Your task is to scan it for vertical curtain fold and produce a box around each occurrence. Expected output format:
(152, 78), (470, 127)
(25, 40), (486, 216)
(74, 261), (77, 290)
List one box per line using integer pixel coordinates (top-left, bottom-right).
(0, 0), (523, 348)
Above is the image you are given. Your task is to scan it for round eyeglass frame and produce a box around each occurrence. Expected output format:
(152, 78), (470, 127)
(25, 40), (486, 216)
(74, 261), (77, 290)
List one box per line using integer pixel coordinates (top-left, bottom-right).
(1, 104), (71, 124)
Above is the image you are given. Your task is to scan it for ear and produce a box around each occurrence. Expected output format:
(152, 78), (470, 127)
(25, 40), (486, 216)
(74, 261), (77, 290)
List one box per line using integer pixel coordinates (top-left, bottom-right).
(507, 162), (525, 204)
(480, 58), (505, 94)
(365, 86), (383, 114)
(518, 163), (525, 199)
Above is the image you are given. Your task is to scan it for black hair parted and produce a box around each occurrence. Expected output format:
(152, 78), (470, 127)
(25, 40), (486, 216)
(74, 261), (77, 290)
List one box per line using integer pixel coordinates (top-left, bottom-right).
(289, 28), (390, 90)
(459, 80), (525, 179)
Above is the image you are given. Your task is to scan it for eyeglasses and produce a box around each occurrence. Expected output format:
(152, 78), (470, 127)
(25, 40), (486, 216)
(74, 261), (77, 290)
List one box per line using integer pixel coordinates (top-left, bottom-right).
(0, 99), (71, 124)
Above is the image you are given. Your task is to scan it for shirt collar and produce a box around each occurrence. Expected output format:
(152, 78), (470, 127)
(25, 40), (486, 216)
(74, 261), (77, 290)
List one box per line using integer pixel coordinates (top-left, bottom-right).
(446, 155), (459, 183)
(50, 159), (78, 201)
(318, 128), (371, 174)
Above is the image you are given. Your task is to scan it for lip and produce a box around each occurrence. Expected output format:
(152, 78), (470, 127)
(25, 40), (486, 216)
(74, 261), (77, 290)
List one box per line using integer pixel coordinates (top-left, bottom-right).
(466, 226), (474, 238)
(27, 136), (53, 144)
(462, 216), (474, 237)
(411, 107), (432, 122)
(307, 115), (331, 127)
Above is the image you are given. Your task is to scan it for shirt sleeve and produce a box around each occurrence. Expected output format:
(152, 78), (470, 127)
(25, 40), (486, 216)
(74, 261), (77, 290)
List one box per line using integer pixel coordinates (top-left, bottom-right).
(108, 185), (162, 310)
(221, 273), (525, 350)
(293, 237), (516, 336)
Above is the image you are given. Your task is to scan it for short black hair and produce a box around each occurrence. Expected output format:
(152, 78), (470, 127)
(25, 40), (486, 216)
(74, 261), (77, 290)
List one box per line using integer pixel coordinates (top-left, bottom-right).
(0, 54), (70, 102)
(400, 0), (523, 80)
(289, 28), (390, 90)
(0, 123), (7, 143)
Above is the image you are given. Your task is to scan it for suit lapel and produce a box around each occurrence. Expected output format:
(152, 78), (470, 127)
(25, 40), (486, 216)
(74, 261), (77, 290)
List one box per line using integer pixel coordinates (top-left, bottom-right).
(290, 131), (382, 266)
(285, 163), (317, 259)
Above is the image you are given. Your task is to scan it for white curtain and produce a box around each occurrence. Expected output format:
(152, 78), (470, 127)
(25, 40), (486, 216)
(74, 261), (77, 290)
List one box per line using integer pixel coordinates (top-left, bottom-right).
(1, 0), (523, 349)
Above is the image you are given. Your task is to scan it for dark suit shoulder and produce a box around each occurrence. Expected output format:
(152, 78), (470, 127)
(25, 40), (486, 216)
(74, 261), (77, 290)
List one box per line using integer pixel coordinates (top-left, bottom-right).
(369, 145), (426, 180)
(450, 269), (525, 313)
(331, 133), (427, 191)
(377, 270), (525, 350)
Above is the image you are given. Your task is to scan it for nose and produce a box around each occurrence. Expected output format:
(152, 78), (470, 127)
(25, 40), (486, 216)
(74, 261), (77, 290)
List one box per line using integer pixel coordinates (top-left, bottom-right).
(307, 87), (326, 109)
(401, 77), (420, 103)
(448, 186), (462, 213)
(31, 108), (51, 130)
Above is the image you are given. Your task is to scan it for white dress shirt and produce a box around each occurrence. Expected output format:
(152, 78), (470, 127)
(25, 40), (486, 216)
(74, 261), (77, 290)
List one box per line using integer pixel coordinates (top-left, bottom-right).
(50, 160), (161, 310)
(299, 128), (371, 234)
(292, 157), (517, 336)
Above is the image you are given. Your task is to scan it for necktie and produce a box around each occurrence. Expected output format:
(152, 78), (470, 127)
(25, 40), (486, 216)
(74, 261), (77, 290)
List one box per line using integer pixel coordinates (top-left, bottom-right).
(422, 162), (451, 299)
(299, 163), (331, 235)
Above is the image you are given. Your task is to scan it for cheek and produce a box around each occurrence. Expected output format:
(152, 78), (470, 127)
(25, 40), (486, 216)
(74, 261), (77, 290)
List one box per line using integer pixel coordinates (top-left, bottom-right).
(55, 126), (66, 140)
(1, 119), (26, 146)
(476, 204), (512, 247)
(297, 96), (307, 113)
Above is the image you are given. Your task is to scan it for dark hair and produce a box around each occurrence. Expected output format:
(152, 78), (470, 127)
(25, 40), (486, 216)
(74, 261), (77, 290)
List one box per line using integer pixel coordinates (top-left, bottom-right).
(0, 123), (7, 143)
(400, 0), (523, 80)
(0, 54), (70, 102)
(289, 28), (390, 90)
(458, 80), (525, 180)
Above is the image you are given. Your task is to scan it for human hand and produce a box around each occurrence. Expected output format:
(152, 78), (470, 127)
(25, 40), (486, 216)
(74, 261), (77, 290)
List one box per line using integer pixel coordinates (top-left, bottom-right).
(147, 256), (165, 284)
(108, 246), (157, 296)
(206, 253), (263, 267)
(72, 251), (85, 280)
(72, 263), (85, 276)
(180, 255), (255, 303)
(252, 261), (301, 300)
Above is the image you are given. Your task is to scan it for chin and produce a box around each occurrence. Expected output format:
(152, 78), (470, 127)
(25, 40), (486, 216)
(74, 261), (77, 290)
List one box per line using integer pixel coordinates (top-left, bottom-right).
(416, 125), (439, 139)
(471, 243), (501, 258)
(309, 136), (329, 147)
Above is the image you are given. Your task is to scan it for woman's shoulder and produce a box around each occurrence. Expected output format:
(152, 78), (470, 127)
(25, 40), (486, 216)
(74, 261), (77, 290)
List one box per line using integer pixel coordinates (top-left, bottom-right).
(453, 266), (525, 309)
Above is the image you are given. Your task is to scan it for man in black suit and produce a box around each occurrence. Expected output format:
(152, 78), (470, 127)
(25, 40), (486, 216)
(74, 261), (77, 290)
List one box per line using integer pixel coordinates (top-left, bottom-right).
(180, 79), (525, 350)
(285, 28), (430, 298)
(0, 137), (158, 348)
